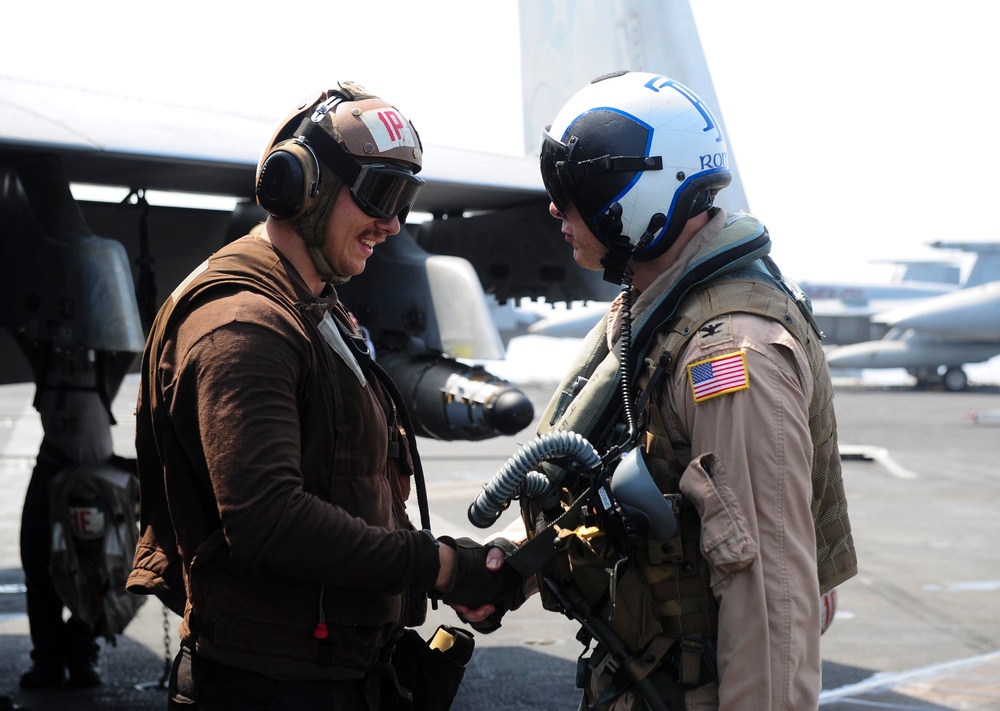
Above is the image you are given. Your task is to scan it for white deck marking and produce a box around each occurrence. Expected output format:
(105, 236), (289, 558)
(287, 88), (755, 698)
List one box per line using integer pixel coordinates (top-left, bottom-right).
(820, 650), (1000, 704)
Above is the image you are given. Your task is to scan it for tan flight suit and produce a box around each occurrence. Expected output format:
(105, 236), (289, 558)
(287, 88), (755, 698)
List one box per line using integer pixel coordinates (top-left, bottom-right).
(595, 212), (824, 709)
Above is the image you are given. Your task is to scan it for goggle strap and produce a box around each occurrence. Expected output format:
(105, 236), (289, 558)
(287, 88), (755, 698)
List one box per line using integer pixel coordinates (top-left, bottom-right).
(295, 118), (363, 187)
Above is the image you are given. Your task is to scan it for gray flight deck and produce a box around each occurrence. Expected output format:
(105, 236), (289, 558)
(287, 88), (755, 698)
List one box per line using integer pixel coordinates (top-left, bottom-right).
(2, 370), (1000, 710)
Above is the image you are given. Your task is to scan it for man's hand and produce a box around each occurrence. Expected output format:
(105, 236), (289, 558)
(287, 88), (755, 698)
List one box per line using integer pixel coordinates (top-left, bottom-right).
(450, 546), (506, 622)
(443, 541), (523, 633)
(435, 537), (518, 606)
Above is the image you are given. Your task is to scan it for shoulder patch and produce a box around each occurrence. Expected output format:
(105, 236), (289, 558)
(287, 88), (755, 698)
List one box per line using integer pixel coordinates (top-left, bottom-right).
(695, 314), (733, 348)
(687, 350), (749, 403)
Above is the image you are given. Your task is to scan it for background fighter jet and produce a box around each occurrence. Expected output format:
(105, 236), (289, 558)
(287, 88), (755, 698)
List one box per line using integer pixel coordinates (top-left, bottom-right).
(526, 238), (1000, 392)
(823, 243), (1000, 391)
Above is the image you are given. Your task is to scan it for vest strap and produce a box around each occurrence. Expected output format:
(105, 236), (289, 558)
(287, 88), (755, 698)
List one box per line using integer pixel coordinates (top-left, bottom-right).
(507, 489), (589, 578)
(678, 636), (704, 686)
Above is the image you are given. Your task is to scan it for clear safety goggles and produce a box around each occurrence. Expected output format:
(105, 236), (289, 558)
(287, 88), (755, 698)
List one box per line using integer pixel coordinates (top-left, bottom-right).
(350, 163), (425, 220)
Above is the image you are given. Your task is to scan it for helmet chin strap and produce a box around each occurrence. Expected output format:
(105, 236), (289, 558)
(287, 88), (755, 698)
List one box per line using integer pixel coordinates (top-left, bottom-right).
(307, 245), (351, 285)
(597, 205), (666, 285)
(601, 243), (632, 286)
(292, 178), (352, 284)
(595, 202), (629, 285)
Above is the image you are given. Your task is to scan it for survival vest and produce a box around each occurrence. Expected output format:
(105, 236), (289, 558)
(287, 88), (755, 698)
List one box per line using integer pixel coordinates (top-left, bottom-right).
(509, 214), (857, 704)
(127, 237), (434, 676)
(49, 462), (144, 644)
(640, 273), (856, 593)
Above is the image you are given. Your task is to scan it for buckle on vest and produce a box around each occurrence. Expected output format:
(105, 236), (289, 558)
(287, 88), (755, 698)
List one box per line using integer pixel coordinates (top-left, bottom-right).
(678, 636), (705, 686)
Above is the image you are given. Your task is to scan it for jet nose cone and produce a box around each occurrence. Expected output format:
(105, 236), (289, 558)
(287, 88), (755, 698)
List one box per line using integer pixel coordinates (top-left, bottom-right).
(486, 389), (535, 435)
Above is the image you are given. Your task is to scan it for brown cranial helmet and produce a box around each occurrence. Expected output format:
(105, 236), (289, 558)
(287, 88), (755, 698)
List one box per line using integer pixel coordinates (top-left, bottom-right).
(255, 81), (424, 281)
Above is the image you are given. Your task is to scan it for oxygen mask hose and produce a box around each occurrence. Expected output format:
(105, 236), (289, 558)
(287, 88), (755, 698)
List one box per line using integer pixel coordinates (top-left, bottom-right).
(602, 260), (641, 465)
(608, 217), (662, 458)
(468, 431), (602, 528)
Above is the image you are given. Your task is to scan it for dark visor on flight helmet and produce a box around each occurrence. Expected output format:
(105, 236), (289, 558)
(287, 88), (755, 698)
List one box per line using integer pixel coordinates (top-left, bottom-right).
(350, 163), (425, 219)
(540, 125), (663, 217)
(539, 129), (575, 213)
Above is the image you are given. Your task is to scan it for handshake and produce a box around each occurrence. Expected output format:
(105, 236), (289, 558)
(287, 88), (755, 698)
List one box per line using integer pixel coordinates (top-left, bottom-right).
(435, 536), (525, 633)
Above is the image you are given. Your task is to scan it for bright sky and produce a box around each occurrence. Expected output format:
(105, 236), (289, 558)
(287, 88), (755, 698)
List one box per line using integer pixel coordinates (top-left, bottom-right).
(3, 0), (999, 284)
(693, 1), (1000, 285)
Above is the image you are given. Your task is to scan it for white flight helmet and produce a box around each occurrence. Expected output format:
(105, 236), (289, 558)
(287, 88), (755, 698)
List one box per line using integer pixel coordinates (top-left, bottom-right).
(540, 71), (732, 277)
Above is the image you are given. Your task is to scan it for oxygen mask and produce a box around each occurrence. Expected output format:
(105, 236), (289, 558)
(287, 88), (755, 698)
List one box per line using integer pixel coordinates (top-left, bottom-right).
(609, 447), (677, 540)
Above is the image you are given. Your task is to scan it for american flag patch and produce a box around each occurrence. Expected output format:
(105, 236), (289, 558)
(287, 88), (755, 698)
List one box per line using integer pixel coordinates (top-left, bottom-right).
(687, 351), (749, 403)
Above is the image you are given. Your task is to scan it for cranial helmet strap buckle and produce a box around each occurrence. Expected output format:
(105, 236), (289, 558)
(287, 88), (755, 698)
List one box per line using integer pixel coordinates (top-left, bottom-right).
(310, 95), (345, 124)
(310, 83), (367, 123)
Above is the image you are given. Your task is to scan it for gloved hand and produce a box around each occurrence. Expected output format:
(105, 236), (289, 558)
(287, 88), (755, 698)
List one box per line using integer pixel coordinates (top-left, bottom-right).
(437, 536), (524, 608)
(442, 537), (526, 633)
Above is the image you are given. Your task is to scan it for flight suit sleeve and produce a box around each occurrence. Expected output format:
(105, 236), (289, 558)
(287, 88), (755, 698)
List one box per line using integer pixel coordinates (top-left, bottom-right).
(664, 312), (822, 710)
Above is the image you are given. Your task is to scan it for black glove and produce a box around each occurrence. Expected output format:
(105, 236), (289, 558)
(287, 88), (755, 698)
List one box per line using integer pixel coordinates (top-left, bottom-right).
(468, 538), (527, 633)
(438, 536), (523, 606)
(439, 537), (526, 634)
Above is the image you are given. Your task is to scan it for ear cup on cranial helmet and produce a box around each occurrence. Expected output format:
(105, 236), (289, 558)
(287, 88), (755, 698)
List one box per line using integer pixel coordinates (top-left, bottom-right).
(255, 139), (322, 221)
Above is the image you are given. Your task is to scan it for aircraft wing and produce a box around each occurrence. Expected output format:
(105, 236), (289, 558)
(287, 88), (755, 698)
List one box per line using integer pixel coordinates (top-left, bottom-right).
(0, 75), (547, 213)
(871, 281), (1000, 342)
(0, 76), (264, 195)
(805, 287), (954, 345)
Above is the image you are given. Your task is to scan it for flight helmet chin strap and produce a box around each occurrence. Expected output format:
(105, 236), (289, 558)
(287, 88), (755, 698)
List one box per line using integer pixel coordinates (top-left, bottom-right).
(597, 208), (667, 286)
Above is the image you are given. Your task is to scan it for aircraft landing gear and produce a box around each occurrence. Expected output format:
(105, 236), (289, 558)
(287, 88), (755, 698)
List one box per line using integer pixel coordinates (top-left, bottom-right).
(942, 367), (969, 392)
(908, 366), (969, 392)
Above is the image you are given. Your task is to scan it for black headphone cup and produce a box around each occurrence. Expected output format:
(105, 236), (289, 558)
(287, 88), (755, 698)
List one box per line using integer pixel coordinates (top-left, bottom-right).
(256, 149), (309, 221)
